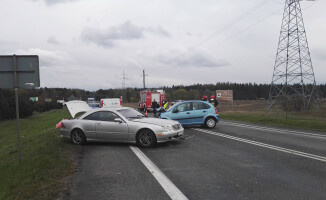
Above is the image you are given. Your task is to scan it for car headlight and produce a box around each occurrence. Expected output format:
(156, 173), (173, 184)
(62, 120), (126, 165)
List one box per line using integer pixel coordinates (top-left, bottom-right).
(161, 125), (173, 132)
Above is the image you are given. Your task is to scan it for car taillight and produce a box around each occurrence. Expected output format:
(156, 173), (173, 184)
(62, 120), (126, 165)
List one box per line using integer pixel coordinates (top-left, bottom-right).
(101, 100), (103, 108)
(56, 119), (68, 128)
(56, 122), (64, 128)
(215, 107), (219, 114)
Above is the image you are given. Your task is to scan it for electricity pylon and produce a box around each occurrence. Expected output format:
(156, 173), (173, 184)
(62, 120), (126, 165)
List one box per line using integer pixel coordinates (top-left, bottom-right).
(268, 0), (319, 111)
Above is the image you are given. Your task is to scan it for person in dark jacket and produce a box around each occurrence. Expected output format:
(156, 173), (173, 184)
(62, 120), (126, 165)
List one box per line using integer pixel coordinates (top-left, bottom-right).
(152, 99), (158, 117)
(210, 95), (219, 107)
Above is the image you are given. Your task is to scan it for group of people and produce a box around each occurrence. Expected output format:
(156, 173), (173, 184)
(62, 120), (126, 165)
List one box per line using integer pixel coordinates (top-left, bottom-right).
(202, 95), (219, 107)
(152, 99), (168, 117)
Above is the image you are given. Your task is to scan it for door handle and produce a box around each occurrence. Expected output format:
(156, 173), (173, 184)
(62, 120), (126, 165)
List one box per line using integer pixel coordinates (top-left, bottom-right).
(203, 111), (207, 113)
(186, 112), (190, 114)
(97, 122), (101, 125)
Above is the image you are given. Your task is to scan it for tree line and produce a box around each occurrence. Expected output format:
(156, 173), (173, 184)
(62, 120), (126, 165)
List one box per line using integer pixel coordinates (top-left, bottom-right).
(0, 83), (325, 121)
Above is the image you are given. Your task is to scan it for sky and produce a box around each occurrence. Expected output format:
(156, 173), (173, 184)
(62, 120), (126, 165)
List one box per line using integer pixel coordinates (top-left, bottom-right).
(0, 0), (325, 90)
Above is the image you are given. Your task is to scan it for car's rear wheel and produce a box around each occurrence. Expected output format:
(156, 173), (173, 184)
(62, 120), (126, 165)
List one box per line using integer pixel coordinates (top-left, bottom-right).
(71, 129), (86, 145)
(136, 129), (157, 148)
(205, 117), (216, 128)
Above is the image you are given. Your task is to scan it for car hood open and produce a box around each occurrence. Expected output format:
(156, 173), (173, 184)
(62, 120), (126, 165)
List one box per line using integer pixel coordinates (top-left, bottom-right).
(66, 101), (92, 118)
(132, 117), (178, 126)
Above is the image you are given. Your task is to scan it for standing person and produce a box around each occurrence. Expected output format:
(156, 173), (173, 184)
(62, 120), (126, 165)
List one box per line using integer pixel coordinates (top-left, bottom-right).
(214, 98), (219, 107)
(210, 95), (219, 107)
(161, 99), (166, 108)
(152, 99), (158, 117)
(202, 96), (208, 101)
(163, 99), (168, 109)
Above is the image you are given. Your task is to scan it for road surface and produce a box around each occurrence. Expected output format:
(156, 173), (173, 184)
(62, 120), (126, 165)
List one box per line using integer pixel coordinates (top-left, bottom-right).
(66, 120), (326, 200)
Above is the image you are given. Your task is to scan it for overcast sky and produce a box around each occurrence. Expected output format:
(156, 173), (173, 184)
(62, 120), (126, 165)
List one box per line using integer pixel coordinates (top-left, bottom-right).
(1, 0), (325, 90)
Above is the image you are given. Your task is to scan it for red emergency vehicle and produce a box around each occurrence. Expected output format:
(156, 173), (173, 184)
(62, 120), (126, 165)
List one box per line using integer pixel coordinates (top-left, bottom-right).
(139, 90), (165, 111)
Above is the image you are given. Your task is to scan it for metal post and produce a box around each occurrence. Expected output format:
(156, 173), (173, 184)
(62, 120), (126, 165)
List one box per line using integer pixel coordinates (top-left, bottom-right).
(143, 69), (146, 89)
(13, 55), (22, 164)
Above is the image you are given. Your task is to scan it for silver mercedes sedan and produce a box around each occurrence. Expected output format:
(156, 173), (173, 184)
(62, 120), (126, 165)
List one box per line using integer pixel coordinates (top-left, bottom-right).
(58, 102), (184, 147)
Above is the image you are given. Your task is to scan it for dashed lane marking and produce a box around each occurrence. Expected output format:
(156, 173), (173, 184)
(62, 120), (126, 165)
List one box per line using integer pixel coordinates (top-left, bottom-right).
(194, 128), (326, 163)
(220, 121), (326, 140)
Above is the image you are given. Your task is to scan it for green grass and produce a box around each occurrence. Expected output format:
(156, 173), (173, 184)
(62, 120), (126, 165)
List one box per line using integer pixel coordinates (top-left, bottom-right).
(0, 109), (73, 200)
(220, 111), (326, 132)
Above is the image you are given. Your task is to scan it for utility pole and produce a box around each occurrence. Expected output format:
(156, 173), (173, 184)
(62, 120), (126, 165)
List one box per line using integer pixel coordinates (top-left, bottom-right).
(141, 69), (148, 89)
(268, 0), (319, 111)
(121, 70), (128, 102)
(122, 70), (127, 90)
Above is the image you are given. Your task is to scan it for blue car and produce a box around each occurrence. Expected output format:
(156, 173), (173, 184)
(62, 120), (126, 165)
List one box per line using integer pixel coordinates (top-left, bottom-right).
(159, 100), (219, 128)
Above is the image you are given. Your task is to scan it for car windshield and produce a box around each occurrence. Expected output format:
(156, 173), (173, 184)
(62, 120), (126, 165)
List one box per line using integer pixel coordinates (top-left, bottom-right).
(117, 108), (144, 120)
(167, 102), (181, 112)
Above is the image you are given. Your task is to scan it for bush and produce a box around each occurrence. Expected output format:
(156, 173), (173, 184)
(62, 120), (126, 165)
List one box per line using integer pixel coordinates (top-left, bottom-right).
(0, 89), (63, 122)
(0, 90), (34, 121)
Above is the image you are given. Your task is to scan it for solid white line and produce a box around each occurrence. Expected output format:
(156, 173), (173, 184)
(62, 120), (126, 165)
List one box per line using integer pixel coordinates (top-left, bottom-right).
(220, 121), (326, 139)
(194, 128), (326, 163)
(130, 146), (188, 200)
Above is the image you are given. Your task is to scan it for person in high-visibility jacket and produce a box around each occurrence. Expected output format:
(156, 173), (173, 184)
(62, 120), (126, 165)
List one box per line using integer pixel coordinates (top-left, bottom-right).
(163, 101), (168, 109)
(210, 95), (219, 107)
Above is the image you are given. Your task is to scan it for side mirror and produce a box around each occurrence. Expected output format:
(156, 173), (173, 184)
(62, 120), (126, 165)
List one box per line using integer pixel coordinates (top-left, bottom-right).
(114, 118), (123, 123)
(173, 109), (179, 113)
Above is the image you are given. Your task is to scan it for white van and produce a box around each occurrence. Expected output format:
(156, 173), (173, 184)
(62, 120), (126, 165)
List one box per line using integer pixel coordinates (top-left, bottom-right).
(100, 98), (121, 108)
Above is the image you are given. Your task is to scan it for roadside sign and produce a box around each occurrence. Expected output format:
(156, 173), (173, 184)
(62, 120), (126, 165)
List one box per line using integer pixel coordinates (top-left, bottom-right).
(216, 90), (233, 102)
(0, 55), (40, 88)
(0, 55), (40, 164)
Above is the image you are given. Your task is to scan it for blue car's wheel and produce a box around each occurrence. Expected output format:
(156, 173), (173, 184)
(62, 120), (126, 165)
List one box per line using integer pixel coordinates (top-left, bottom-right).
(205, 117), (216, 128)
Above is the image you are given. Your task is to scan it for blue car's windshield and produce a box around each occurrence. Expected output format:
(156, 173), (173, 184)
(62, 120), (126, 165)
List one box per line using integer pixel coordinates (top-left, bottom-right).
(167, 102), (182, 112)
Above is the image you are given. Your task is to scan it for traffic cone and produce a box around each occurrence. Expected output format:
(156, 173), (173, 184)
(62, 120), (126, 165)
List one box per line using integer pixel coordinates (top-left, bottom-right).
(145, 110), (148, 117)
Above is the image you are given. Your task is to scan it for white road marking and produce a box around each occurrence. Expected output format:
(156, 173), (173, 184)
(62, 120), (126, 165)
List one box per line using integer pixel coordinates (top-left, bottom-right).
(193, 128), (326, 163)
(130, 146), (188, 200)
(220, 121), (326, 139)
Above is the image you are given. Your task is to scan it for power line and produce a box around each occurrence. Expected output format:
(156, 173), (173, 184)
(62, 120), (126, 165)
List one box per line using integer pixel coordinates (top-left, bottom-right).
(169, 7), (283, 67)
(169, 0), (272, 64)
(204, 8), (283, 51)
(173, 0), (317, 59)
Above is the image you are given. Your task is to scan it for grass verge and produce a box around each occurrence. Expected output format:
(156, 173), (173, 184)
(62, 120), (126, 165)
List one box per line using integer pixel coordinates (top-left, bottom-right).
(220, 111), (326, 132)
(0, 109), (73, 200)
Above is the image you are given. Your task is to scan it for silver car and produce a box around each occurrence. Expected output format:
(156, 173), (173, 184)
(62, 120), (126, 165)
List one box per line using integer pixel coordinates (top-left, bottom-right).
(59, 102), (184, 147)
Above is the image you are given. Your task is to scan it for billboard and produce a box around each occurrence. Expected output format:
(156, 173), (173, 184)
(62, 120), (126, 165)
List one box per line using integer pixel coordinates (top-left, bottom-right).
(216, 90), (233, 102)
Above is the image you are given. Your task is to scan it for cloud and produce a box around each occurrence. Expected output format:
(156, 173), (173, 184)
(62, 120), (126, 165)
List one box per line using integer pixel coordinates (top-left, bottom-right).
(157, 50), (229, 68)
(47, 36), (61, 45)
(81, 21), (170, 48)
(313, 49), (326, 61)
(30, 0), (80, 5)
(15, 48), (77, 70)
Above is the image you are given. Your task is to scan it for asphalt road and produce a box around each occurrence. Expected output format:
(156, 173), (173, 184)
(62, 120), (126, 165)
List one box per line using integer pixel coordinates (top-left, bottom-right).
(66, 120), (326, 200)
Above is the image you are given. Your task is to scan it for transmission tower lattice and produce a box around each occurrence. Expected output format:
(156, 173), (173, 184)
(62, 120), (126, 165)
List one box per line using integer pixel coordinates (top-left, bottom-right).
(267, 0), (318, 111)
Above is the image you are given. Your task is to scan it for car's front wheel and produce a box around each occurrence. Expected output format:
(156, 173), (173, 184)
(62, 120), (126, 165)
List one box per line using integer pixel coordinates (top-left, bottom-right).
(136, 129), (157, 148)
(71, 129), (86, 145)
(205, 117), (216, 129)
